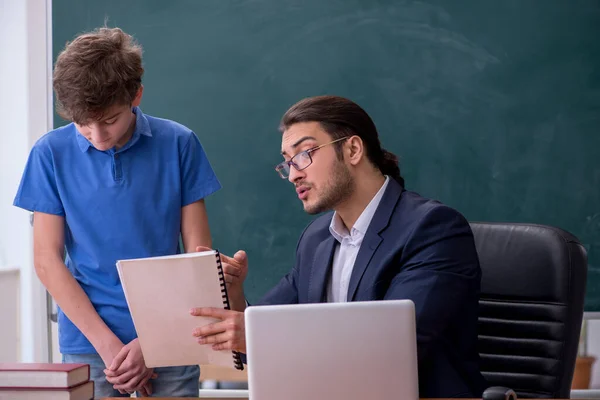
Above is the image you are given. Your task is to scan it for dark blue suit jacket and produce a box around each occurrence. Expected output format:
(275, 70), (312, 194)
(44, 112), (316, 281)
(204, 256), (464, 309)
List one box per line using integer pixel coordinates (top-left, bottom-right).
(258, 179), (488, 398)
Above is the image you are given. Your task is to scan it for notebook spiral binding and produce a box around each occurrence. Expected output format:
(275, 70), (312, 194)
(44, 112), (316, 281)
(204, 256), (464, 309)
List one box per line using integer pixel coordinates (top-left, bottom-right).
(215, 250), (244, 371)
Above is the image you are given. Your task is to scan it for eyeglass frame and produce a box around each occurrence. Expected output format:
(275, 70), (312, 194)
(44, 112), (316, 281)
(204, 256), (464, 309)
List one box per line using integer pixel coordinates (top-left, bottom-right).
(275, 136), (350, 179)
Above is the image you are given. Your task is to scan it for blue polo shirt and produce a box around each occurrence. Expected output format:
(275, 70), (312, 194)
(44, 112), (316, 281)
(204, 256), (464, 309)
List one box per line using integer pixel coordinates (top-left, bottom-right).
(14, 107), (221, 354)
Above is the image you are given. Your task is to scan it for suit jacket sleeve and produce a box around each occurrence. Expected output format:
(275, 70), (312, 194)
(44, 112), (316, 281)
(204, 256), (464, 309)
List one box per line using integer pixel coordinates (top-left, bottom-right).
(384, 205), (480, 363)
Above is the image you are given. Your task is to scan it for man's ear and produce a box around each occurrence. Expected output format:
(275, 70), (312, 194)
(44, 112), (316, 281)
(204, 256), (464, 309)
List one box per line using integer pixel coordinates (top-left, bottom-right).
(132, 85), (144, 107)
(346, 136), (365, 166)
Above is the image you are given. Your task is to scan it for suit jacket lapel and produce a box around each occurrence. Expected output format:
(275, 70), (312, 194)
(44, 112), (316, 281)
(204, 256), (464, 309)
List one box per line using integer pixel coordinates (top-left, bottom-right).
(307, 235), (337, 303)
(346, 179), (403, 301)
(346, 232), (383, 301)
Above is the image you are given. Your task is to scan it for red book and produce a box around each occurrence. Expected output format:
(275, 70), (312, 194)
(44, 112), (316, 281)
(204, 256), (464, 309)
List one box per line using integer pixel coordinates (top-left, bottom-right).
(0, 380), (94, 400)
(0, 363), (89, 389)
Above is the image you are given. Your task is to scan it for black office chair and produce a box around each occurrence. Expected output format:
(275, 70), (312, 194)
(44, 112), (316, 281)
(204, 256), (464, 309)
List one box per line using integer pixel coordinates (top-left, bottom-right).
(471, 222), (588, 399)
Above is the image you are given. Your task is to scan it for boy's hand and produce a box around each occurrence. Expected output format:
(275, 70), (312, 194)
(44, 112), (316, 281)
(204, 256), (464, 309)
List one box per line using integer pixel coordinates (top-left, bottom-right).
(98, 337), (132, 394)
(104, 338), (156, 394)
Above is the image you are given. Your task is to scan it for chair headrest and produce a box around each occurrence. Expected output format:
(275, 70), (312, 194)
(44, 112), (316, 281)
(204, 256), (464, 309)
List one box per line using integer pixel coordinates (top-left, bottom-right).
(470, 222), (586, 303)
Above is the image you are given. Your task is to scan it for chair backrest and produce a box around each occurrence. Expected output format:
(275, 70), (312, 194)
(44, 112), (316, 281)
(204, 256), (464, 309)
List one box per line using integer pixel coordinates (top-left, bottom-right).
(471, 222), (588, 398)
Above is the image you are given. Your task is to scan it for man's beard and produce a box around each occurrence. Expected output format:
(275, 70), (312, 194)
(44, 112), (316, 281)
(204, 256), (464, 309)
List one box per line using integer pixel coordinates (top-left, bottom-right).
(304, 161), (354, 215)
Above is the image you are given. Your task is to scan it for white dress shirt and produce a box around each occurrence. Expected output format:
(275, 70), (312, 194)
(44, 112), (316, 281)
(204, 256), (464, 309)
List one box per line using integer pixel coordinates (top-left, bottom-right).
(326, 176), (390, 303)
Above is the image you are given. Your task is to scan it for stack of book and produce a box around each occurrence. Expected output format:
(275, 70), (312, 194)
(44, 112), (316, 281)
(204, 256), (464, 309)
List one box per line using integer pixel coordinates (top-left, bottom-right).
(0, 363), (94, 399)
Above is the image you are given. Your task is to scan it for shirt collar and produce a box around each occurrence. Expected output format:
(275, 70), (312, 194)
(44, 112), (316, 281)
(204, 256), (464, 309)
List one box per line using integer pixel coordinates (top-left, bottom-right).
(329, 175), (391, 243)
(75, 106), (152, 153)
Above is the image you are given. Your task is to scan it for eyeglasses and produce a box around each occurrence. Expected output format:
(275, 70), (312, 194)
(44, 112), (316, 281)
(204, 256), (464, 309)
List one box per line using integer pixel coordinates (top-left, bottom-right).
(275, 136), (350, 179)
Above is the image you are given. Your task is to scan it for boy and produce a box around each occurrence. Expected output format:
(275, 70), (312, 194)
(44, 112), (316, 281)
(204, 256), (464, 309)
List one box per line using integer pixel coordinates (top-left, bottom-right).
(14, 27), (219, 397)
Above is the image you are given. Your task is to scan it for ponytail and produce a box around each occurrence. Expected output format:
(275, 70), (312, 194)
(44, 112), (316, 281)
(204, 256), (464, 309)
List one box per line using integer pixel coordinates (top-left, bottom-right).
(380, 149), (405, 188)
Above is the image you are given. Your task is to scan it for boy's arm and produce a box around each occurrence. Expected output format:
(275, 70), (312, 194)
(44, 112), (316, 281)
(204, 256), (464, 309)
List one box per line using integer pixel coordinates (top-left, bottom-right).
(34, 211), (124, 367)
(181, 199), (212, 250)
(180, 199), (246, 311)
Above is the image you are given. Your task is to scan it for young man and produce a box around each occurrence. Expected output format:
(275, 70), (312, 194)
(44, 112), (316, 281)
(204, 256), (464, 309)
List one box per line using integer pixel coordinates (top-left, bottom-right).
(14, 27), (220, 397)
(192, 95), (488, 398)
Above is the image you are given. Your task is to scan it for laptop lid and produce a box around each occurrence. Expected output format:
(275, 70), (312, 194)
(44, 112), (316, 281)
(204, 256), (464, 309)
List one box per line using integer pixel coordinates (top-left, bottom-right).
(245, 300), (419, 400)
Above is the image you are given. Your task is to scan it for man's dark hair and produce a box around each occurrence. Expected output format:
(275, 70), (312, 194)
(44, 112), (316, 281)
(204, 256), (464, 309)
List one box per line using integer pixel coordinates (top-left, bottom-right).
(279, 95), (404, 187)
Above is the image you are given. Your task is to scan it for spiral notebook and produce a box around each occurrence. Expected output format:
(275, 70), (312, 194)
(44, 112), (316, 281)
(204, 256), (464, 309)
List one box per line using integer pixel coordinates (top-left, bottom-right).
(116, 250), (243, 370)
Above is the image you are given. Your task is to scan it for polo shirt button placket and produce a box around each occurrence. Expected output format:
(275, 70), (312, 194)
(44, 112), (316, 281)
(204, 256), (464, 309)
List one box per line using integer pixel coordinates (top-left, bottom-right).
(113, 152), (123, 181)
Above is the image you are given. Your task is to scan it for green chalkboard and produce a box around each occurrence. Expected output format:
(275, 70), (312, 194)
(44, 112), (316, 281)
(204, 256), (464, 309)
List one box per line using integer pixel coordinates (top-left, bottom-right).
(52, 1), (600, 309)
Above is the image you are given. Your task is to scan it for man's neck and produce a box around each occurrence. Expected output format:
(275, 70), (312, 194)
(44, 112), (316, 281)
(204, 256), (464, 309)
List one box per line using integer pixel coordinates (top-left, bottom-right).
(335, 172), (386, 232)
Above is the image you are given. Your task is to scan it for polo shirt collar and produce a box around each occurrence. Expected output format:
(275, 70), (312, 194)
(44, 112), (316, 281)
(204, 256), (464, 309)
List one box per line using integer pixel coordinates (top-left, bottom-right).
(75, 106), (152, 153)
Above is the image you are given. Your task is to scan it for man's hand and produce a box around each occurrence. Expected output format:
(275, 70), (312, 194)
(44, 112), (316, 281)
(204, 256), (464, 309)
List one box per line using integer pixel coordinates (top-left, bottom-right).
(196, 246), (248, 311)
(190, 307), (246, 353)
(222, 250), (248, 289)
(104, 338), (156, 395)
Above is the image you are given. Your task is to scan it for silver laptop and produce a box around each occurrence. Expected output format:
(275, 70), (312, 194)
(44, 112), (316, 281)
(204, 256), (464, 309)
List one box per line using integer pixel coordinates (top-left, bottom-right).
(245, 300), (419, 400)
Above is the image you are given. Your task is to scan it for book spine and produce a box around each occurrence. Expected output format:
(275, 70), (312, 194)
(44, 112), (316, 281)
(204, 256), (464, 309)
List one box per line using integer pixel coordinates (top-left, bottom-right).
(215, 250), (245, 371)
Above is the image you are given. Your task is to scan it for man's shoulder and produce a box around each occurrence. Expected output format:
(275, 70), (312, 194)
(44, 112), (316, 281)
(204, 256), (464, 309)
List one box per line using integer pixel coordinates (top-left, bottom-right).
(296, 212), (334, 245)
(394, 190), (471, 236)
(294, 189), (471, 248)
(305, 212), (334, 233)
(398, 190), (466, 221)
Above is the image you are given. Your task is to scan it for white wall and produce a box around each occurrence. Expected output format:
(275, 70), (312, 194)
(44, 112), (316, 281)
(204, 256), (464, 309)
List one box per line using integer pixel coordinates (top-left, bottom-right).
(0, 0), (52, 362)
(0, 268), (20, 362)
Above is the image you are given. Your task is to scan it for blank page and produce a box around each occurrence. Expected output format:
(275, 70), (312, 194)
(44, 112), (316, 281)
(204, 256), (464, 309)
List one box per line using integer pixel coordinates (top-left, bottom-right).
(117, 251), (236, 368)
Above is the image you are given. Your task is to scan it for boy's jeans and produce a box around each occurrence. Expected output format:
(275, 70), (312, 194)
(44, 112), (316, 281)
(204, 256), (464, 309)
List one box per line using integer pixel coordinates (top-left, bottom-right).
(63, 353), (199, 398)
